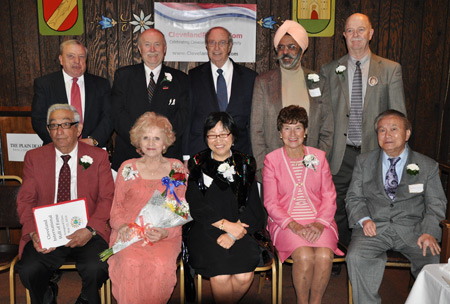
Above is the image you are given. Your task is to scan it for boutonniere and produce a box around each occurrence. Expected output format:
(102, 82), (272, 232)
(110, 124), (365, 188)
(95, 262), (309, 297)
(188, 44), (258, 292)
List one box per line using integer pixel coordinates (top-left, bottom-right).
(79, 155), (93, 170)
(217, 163), (236, 182)
(122, 164), (139, 181)
(302, 154), (319, 172)
(161, 72), (172, 84)
(335, 65), (346, 78)
(307, 73), (320, 89)
(406, 164), (419, 176)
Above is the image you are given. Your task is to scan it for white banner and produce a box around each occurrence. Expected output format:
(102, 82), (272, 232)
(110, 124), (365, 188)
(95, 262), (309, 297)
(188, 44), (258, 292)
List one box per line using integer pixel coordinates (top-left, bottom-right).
(7, 133), (43, 162)
(155, 3), (257, 62)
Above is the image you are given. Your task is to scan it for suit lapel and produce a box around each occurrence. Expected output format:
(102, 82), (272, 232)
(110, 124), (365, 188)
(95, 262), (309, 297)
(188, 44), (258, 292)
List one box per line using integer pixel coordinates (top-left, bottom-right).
(375, 150), (388, 199)
(203, 63), (220, 111)
(76, 144), (88, 199)
(338, 56), (350, 111)
(56, 71), (69, 104)
(273, 68), (283, 112)
(364, 54), (380, 111)
(83, 73), (94, 126)
(46, 146), (57, 203)
(395, 150), (413, 200)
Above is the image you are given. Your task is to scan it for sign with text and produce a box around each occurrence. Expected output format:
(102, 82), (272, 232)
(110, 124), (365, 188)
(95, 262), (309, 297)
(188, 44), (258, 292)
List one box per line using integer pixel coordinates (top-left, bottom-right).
(7, 133), (43, 162)
(155, 3), (256, 62)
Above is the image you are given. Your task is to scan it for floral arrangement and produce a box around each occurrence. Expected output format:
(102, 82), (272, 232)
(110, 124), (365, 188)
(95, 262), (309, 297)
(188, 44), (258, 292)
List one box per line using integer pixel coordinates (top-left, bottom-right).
(122, 164), (139, 181)
(335, 65), (346, 78)
(79, 155), (93, 170)
(161, 163), (189, 219)
(218, 163), (236, 182)
(307, 73), (320, 89)
(161, 72), (172, 84)
(406, 164), (420, 176)
(302, 154), (319, 172)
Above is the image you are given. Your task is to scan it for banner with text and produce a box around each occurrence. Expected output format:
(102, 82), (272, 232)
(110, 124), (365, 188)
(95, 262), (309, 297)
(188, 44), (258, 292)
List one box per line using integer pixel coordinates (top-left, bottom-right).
(7, 134), (43, 162)
(155, 3), (256, 62)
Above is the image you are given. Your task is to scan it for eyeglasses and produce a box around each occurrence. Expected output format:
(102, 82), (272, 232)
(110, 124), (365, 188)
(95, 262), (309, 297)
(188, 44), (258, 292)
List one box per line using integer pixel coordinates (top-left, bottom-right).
(47, 122), (79, 130)
(276, 44), (298, 52)
(207, 40), (229, 48)
(206, 133), (231, 140)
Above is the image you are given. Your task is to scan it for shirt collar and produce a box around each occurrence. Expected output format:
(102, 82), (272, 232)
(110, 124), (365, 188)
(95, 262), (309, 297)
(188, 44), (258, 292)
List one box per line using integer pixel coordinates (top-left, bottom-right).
(211, 58), (232, 75)
(55, 143), (79, 160)
(62, 69), (84, 84)
(348, 51), (371, 67)
(144, 63), (162, 78)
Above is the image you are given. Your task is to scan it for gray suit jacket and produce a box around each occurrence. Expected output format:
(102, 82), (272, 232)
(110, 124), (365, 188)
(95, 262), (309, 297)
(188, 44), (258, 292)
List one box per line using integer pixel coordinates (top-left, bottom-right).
(320, 53), (406, 175)
(250, 67), (333, 179)
(345, 147), (447, 247)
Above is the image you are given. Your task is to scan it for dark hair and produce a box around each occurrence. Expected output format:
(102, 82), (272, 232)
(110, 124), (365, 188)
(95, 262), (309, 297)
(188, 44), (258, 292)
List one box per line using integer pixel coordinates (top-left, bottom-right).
(374, 109), (411, 132)
(203, 112), (239, 144)
(277, 105), (308, 131)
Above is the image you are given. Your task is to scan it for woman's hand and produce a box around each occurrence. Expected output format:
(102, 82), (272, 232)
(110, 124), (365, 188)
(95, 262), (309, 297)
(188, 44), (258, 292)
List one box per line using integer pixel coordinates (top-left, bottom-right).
(224, 220), (248, 240)
(304, 222), (324, 243)
(217, 233), (235, 249)
(145, 227), (169, 243)
(117, 224), (131, 242)
(288, 221), (307, 239)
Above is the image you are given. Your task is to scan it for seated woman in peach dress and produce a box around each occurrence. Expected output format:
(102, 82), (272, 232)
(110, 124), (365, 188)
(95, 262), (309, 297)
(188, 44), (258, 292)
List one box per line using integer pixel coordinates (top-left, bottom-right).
(108, 112), (186, 303)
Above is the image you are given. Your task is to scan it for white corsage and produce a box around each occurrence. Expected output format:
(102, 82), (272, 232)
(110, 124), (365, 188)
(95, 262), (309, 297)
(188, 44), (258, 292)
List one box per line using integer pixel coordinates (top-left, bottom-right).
(161, 72), (172, 83)
(217, 163), (236, 182)
(335, 65), (346, 77)
(79, 155), (93, 170)
(406, 164), (419, 176)
(122, 164), (139, 181)
(302, 154), (319, 172)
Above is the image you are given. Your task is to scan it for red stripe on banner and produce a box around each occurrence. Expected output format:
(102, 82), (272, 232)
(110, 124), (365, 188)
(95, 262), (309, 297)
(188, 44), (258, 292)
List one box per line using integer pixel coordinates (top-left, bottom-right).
(43, 0), (64, 22)
(161, 3), (256, 12)
(58, 5), (78, 31)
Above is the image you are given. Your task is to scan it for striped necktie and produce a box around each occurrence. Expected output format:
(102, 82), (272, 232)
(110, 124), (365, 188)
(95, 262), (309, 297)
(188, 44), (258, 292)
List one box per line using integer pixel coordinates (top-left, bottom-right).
(385, 157), (401, 200)
(348, 61), (363, 146)
(147, 72), (156, 104)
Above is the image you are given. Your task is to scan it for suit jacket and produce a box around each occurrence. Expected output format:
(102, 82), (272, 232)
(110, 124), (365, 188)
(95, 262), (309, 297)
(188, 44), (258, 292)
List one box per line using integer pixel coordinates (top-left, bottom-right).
(111, 63), (189, 170)
(320, 53), (406, 175)
(31, 70), (113, 147)
(345, 147), (447, 247)
(17, 142), (114, 257)
(250, 67), (333, 180)
(185, 60), (257, 156)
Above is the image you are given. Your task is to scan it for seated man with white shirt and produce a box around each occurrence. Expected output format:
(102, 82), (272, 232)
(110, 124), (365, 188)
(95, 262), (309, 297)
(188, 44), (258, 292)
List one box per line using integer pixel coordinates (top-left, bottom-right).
(16, 104), (114, 304)
(345, 109), (447, 304)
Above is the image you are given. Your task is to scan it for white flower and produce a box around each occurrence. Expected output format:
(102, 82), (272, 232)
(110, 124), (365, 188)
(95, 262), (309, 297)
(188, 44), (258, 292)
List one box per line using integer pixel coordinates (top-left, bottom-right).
(129, 10), (154, 33)
(406, 164), (420, 176)
(302, 154), (319, 172)
(122, 164), (139, 181)
(217, 163), (236, 182)
(307, 73), (320, 82)
(162, 72), (172, 84)
(79, 155), (93, 170)
(335, 65), (346, 74)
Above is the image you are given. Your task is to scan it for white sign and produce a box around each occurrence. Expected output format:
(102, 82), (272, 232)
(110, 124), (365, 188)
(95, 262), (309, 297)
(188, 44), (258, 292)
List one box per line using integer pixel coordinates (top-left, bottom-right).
(155, 3), (257, 62)
(33, 198), (89, 248)
(6, 133), (43, 162)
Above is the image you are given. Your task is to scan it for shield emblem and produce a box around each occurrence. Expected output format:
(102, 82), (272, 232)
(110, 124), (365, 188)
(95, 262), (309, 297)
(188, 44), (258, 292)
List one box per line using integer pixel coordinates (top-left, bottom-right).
(37, 0), (84, 35)
(292, 0), (335, 37)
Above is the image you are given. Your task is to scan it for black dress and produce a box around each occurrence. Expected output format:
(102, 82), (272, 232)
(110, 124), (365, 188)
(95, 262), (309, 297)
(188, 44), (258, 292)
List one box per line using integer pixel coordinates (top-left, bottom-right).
(186, 149), (264, 277)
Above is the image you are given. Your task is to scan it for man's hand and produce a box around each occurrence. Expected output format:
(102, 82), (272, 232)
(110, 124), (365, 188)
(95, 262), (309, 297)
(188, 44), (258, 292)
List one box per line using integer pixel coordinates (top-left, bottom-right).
(30, 232), (55, 254)
(417, 233), (441, 256)
(217, 233), (235, 249)
(65, 228), (92, 248)
(363, 219), (377, 237)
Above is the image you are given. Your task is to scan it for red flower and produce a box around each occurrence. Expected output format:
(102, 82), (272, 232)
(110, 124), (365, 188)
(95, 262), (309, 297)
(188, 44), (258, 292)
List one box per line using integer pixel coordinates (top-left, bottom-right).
(172, 172), (186, 181)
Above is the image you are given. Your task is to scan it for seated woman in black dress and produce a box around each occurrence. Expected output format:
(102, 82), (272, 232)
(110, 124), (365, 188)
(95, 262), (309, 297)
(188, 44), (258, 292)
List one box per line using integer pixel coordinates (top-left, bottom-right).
(186, 112), (265, 303)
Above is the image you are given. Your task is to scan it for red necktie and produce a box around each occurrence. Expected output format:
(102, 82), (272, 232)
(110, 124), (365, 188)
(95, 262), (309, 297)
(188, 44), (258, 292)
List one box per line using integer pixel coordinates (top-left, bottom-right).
(57, 155), (71, 203)
(71, 77), (83, 124)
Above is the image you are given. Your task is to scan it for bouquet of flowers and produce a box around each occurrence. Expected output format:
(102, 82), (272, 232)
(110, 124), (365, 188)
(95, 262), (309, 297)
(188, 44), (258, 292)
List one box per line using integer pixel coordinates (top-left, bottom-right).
(99, 164), (192, 261)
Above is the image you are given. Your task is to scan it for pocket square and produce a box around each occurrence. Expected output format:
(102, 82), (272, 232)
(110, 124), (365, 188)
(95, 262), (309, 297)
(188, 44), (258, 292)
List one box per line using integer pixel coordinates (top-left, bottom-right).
(408, 184), (424, 193)
(168, 99), (176, 105)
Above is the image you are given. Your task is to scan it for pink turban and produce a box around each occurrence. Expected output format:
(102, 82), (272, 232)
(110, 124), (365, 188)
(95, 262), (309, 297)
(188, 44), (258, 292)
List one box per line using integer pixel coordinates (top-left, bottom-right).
(273, 20), (309, 54)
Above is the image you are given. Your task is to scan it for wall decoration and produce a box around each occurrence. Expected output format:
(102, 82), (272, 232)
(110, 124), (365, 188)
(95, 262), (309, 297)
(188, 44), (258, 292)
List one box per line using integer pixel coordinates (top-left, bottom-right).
(37, 0), (84, 35)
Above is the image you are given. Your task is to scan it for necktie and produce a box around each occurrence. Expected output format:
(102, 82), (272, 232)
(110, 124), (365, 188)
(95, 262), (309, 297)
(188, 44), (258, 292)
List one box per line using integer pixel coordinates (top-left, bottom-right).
(147, 72), (156, 104)
(385, 157), (400, 200)
(57, 155), (71, 203)
(71, 78), (83, 124)
(348, 61), (363, 145)
(216, 69), (228, 111)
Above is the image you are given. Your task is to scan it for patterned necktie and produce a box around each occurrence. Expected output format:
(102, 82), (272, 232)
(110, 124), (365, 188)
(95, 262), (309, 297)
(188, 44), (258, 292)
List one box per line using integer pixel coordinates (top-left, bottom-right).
(71, 78), (83, 123)
(385, 157), (400, 200)
(216, 69), (228, 111)
(57, 155), (71, 203)
(147, 72), (156, 104)
(348, 61), (363, 145)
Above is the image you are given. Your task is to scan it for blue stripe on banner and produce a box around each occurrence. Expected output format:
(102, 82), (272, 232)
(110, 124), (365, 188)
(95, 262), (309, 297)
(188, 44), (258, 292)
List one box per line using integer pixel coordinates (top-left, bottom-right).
(154, 11), (256, 23)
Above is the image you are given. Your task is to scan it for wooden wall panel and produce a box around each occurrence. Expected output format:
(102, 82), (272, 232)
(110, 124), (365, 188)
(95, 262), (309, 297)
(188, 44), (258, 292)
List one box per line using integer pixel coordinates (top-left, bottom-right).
(0, 0), (15, 106)
(387, 0), (404, 63)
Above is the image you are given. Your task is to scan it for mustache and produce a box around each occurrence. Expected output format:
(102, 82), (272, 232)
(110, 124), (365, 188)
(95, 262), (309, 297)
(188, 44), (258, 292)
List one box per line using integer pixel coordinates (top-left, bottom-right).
(276, 53), (296, 60)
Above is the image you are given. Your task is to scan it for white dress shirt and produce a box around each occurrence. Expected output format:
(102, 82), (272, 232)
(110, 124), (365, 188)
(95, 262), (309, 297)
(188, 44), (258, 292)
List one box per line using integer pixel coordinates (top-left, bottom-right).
(62, 70), (85, 119)
(54, 144), (78, 204)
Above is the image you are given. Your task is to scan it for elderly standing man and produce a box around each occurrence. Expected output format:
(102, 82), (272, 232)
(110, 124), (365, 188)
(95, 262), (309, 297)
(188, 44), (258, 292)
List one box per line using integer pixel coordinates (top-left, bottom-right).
(320, 13), (407, 256)
(16, 104), (114, 304)
(251, 20), (333, 181)
(111, 28), (189, 171)
(345, 110), (446, 304)
(184, 26), (258, 157)
(32, 40), (113, 148)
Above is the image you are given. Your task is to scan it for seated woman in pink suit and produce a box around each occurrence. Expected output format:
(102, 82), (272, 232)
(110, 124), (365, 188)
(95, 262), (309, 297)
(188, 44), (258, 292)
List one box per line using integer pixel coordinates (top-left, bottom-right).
(263, 105), (344, 304)
(108, 112), (187, 303)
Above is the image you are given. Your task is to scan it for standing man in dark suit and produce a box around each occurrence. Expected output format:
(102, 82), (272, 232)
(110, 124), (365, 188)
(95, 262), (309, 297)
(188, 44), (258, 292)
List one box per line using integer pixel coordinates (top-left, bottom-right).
(320, 13), (407, 252)
(185, 26), (257, 157)
(345, 110), (446, 304)
(17, 104), (114, 304)
(111, 29), (189, 171)
(32, 40), (113, 148)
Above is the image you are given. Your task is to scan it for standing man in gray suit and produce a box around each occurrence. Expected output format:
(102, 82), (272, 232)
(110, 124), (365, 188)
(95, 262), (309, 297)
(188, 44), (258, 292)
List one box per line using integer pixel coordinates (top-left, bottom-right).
(346, 110), (446, 304)
(251, 20), (333, 181)
(320, 13), (407, 252)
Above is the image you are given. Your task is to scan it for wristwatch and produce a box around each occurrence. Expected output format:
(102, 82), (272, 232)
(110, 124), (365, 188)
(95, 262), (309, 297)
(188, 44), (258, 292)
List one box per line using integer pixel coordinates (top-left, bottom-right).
(86, 226), (97, 236)
(88, 136), (99, 146)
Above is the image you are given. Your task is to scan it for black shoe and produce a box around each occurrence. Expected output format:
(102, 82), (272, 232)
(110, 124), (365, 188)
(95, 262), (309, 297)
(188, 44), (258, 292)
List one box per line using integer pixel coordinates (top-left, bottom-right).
(74, 294), (89, 304)
(331, 264), (342, 277)
(43, 281), (58, 304)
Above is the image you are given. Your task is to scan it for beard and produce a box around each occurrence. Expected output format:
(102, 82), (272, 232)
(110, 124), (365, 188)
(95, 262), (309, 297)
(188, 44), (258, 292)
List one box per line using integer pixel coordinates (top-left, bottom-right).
(277, 52), (301, 70)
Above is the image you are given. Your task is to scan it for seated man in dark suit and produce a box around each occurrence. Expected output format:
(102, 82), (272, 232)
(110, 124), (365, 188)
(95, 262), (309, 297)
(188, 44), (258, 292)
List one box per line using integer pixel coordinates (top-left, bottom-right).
(346, 110), (447, 304)
(32, 40), (113, 148)
(16, 104), (114, 304)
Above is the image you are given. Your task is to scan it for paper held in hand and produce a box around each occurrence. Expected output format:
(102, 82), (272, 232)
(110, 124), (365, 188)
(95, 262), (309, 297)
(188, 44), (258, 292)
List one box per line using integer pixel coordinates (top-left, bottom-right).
(33, 198), (89, 249)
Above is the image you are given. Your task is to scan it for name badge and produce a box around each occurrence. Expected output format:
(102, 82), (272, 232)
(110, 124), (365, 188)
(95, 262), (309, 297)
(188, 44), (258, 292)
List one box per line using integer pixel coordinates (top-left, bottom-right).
(309, 88), (321, 97)
(409, 184), (424, 193)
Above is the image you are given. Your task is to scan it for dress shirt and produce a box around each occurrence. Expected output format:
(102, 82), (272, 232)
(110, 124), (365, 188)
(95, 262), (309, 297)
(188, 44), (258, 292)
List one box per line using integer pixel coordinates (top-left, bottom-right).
(144, 64), (162, 87)
(210, 58), (233, 103)
(54, 144), (78, 203)
(62, 70), (85, 119)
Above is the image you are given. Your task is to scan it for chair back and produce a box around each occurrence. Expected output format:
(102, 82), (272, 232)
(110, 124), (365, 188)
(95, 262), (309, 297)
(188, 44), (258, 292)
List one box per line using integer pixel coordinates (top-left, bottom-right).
(0, 175), (22, 229)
